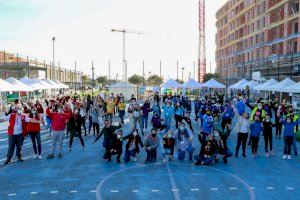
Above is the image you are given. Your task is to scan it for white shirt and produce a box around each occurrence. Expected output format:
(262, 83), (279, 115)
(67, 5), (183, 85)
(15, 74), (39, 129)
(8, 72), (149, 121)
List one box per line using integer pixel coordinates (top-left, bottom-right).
(240, 118), (249, 133)
(3, 113), (23, 135)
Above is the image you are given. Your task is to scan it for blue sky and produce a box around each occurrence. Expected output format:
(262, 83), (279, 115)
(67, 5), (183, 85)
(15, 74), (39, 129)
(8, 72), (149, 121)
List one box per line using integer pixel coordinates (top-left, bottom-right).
(0, 0), (227, 80)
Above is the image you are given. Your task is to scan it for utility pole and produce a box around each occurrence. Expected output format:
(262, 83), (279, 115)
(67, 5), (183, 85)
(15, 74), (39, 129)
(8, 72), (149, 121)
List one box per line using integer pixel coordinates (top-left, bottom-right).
(52, 37), (56, 80)
(108, 61), (111, 81)
(74, 61), (77, 93)
(159, 60), (162, 80)
(92, 61), (95, 96)
(142, 60), (145, 86)
(181, 67), (185, 82)
(176, 61), (179, 80)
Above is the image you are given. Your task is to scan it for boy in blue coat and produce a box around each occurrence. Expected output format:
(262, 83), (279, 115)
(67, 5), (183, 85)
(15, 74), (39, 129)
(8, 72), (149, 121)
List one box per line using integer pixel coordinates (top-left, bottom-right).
(249, 115), (263, 158)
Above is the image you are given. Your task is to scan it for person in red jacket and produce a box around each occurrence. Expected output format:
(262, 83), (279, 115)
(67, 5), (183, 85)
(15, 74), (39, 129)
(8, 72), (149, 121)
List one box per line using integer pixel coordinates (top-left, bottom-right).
(26, 107), (44, 159)
(46, 104), (72, 159)
(0, 105), (28, 164)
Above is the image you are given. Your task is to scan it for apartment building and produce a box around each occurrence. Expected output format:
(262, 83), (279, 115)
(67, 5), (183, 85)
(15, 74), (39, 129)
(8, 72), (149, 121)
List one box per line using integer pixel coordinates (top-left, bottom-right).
(216, 0), (300, 85)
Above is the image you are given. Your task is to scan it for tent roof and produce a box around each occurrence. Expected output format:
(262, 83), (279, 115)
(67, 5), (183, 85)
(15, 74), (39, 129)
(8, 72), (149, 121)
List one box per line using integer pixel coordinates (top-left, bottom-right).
(19, 77), (44, 90)
(5, 77), (34, 91)
(229, 79), (248, 89)
(162, 79), (183, 88)
(202, 78), (225, 89)
(253, 78), (278, 91)
(53, 80), (69, 89)
(237, 80), (260, 90)
(183, 79), (203, 89)
(33, 78), (55, 89)
(268, 78), (296, 92)
(282, 82), (300, 93)
(43, 78), (62, 89)
(0, 79), (15, 92)
(109, 82), (136, 88)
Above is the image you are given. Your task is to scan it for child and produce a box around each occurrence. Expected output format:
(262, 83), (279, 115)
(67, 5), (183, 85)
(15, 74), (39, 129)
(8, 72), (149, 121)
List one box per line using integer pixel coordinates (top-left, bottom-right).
(281, 116), (300, 160)
(262, 115), (275, 157)
(162, 130), (176, 162)
(249, 115), (263, 157)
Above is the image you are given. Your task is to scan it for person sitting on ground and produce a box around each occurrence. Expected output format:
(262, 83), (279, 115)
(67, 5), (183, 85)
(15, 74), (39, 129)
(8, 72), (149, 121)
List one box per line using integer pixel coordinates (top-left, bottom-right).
(162, 130), (176, 163)
(123, 129), (144, 162)
(144, 128), (159, 164)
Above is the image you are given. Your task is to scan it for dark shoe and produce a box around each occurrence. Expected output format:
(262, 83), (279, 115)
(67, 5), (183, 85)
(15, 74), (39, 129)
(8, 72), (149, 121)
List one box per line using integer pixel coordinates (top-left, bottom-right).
(144, 160), (149, 164)
(18, 157), (24, 162)
(242, 154), (246, 158)
(295, 152), (298, 156)
(195, 161), (201, 166)
(58, 154), (63, 159)
(47, 154), (54, 159)
(223, 157), (228, 164)
(117, 159), (121, 163)
(4, 159), (11, 165)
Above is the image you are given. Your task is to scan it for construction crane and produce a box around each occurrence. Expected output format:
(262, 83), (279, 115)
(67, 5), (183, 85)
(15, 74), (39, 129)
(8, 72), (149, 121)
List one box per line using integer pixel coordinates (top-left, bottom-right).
(198, 0), (206, 83)
(111, 29), (151, 81)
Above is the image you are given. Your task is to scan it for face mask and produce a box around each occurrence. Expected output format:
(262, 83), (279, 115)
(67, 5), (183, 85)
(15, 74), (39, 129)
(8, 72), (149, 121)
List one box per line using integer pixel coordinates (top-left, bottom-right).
(17, 110), (22, 115)
(152, 134), (157, 137)
(31, 111), (36, 114)
(11, 106), (15, 110)
(58, 109), (63, 113)
(117, 135), (122, 139)
(266, 119), (270, 122)
(133, 132), (138, 136)
(168, 133), (172, 138)
(257, 106), (262, 110)
(287, 120), (292, 123)
(180, 127), (185, 131)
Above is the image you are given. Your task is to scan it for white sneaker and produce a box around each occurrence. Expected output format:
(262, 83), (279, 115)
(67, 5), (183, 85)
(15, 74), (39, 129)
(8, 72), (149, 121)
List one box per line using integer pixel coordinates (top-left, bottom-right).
(33, 154), (38, 159)
(133, 157), (137, 162)
(83, 148), (87, 152)
(283, 155), (287, 159)
(38, 155), (43, 160)
(287, 155), (292, 160)
(162, 158), (167, 163)
(266, 152), (270, 158)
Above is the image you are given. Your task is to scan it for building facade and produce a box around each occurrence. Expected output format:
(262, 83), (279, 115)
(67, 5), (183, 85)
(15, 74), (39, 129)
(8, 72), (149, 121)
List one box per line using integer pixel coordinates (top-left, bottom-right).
(216, 0), (300, 86)
(0, 51), (84, 87)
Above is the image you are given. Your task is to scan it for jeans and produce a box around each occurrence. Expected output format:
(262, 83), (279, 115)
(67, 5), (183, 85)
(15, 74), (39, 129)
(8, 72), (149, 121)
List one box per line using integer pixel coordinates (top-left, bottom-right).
(7, 134), (24, 160)
(29, 132), (41, 155)
(162, 148), (174, 157)
(235, 132), (248, 155)
(284, 136), (294, 155)
(177, 145), (194, 161)
(69, 135), (85, 148)
(92, 123), (100, 135)
(194, 155), (215, 165)
(292, 136), (298, 154)
(124, 149), (137, 162)
(133, 117), (144, 134)
(264, 132), (273, 153)
(119, 110), (125, 123)
(251, 136), (259, 154)
(145, 149), (157, 162)
(164, 117), (172, 133)
(80, 117), (87, 135)
(142, 115), (148, 129)
(50, 130), (65, 155)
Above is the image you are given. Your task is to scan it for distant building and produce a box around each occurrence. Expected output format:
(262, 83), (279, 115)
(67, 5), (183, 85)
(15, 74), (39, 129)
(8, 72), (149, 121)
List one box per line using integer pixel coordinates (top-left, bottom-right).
(215, 0), (300, 86)
(0, 51), (84, 88)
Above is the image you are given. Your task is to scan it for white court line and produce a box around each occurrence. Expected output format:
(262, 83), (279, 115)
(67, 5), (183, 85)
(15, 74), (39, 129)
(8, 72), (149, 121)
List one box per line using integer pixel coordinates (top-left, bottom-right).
(50, 191), (58, 194)
(267, 187), (274, 190)
(8, 193), (16, 196)
(111, 190), (119, 193)
(30, 192), (38, 195)
(191, 188), (199, 191)
(211, 188), (218, 191)
(152, 189), (159, 192)
(250, 187), (255, 190)
(132, 190), (139, 193)
(70, 190), (77, 193)
(287, 187), (294, 190)
(90, 190), (97, 193)
(172, 189), (179, 192)
(229, 187), (237, 190)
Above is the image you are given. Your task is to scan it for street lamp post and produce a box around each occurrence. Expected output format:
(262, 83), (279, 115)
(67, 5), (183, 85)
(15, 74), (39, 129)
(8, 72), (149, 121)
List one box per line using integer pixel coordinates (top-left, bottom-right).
(181, 67), (185, 82)
(74, 61), (77, 93)
(91, 61), (95, 96)
(52, 37), (55, 80)
(116, 74), (119, 83)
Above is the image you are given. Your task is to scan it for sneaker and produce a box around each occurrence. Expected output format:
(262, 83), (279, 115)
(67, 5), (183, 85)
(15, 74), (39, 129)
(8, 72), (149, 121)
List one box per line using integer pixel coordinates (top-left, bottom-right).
(68, 148), (72, 152)
(82, 148), (87, 152)
(266, 152), (270, 158)
(58, 154), (63, 159)
(47, 154), (54, 159)
(242, 154), (246, 158)
(38, 155), (43, 160)
(4, 160), (11, 165)
(33, 154), (38, 159)
(283, 155), (287, 159)
(252, 154), (255, 158)
(270, 151), (274, 156)
(18, 157), (24, 162)
(287, 155), (292, 160)
(162, 158), (167, 163)
(133, 157), (137, 162)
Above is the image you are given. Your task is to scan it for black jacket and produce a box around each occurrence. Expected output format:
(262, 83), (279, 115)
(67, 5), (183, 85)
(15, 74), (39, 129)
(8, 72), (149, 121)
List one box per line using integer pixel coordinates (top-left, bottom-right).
(124, 134), (144, 153)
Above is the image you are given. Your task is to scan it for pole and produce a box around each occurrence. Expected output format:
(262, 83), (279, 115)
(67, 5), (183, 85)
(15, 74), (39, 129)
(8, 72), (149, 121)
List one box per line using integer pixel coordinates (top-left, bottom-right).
(277, 57), (279, 81)
(181, 67), (185, 82)
(142, 60), (145, 86)
(108, 60), (111, 81)
(27, 56), (29, 77)
(159, 60), (162, 80)
(92, 61), (95, 96)
(176, 61), (179, 80)
(44, 60), (47, 79)
(52, 37), (55, 80)
(74, 61), (77, 93)
(122, 30), (127, 81)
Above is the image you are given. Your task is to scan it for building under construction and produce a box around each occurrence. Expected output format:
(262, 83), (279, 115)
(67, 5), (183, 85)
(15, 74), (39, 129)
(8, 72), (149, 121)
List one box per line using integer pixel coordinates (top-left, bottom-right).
(216, 0), (300, 86)
(0, 51), (83, 86)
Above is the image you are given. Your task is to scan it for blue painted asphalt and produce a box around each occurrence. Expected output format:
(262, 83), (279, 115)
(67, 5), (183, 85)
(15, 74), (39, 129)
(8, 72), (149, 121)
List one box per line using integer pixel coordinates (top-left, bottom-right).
(0, 109), (300, 200)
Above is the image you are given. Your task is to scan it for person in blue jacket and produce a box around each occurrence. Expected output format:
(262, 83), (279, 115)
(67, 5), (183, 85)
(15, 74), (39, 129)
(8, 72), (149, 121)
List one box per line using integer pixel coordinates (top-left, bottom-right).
(199, 110), (213, 148)
(174, 102), (185, 129)
(236, 96), (246, 116)
(281, 116), (300, 160)
(222, 100), (234, 130)
(249, 115), (263, 158)
(162, 102), (174, 133)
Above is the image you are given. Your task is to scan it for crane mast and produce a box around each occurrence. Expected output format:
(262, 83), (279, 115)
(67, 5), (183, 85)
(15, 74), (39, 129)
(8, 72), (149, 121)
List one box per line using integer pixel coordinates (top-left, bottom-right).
(198, 0), (206, 83)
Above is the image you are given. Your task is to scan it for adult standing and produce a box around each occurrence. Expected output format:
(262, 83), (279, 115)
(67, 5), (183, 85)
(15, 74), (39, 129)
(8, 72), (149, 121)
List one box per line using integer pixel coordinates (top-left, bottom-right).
(68, 108), (86, 152)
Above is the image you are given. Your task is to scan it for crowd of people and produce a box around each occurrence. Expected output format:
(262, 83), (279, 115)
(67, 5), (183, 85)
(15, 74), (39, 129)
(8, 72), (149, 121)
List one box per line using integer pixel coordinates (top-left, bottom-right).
(0, 90), (299, 166)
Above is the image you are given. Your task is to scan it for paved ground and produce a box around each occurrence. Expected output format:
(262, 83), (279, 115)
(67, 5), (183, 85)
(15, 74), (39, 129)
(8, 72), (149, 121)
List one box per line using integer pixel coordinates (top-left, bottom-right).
(0, 109), (300, 200)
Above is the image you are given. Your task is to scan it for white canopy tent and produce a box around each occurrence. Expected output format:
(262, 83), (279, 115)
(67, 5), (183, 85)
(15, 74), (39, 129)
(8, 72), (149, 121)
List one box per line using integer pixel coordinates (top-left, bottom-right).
(108, 82), (137, 100)
(183, 79), (203, 89)
(268, 78), (296, 92)
(5, 77), (34, 92)
(34, 78), (55, 90)
(253, 78), (278, 91)
(0, 79), (15, 92)
(19, 77), (44, 90)
(53, 80), (69, 89)
(236, 80), (260, 90)
(229, 79), (248, 90)
(282, 82), (300, 93)
(203, 78), (225, 89)
(163, 79), (183, 89)
(43, 78), (62, 89)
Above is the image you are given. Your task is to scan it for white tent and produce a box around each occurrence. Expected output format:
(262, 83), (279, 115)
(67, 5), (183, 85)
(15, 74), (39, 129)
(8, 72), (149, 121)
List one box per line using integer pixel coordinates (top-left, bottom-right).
(229, 79), (248, 90)
(19, 77), (44, 90)
(53, 80), (69, 89)
(108, 82), (137, 100)
(237, 80), (260, 90)
(34, 78), (55, 90)
(203, 78), (225, 89)
(268, 78), (296, 92)
(0, 79), (15, 92)
(163, 79), (183, 89)
(5, 77), (34, 92)
(183, 79), (203, 89)
(282, 82), (300, 93)
(43, 78), (62, 89)
(253, 78), (278, 91)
